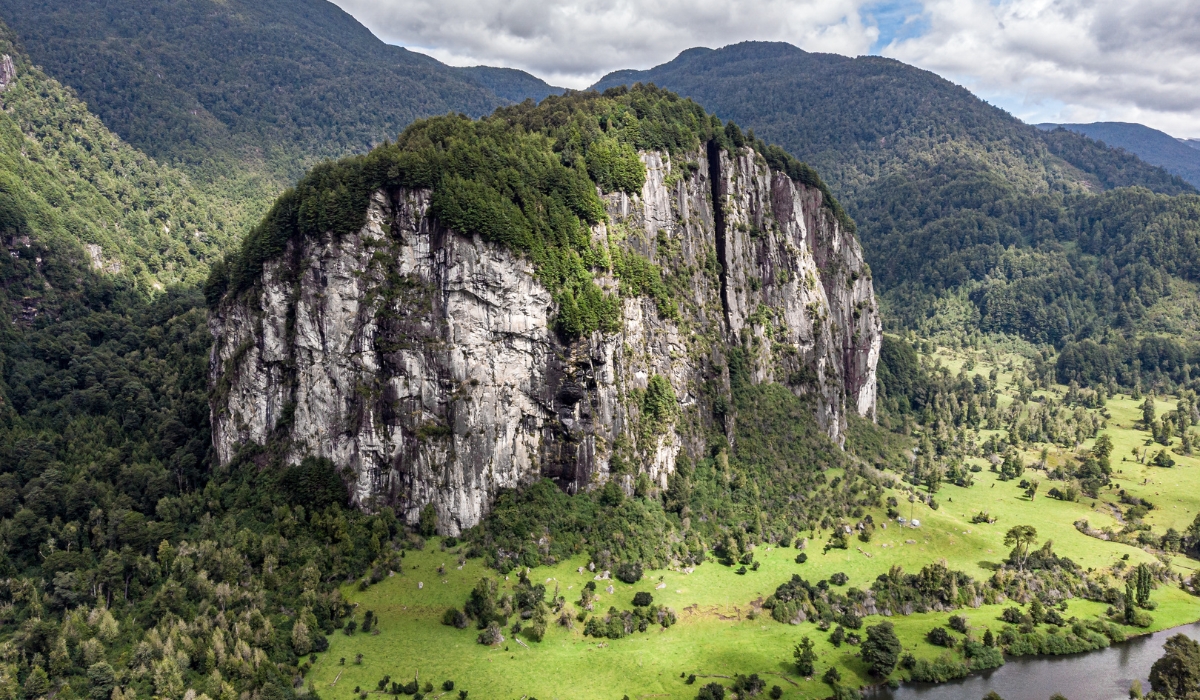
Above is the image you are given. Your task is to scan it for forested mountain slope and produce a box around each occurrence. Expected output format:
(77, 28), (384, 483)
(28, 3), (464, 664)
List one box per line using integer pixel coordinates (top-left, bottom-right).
(0, 0), (561, 228)
(593, 42), (1200, 356)
(0, 23), (408, 700)
(1038, 122), (1200, 188)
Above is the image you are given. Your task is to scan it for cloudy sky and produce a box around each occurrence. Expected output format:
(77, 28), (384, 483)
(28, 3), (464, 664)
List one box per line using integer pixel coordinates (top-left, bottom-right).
(331, 0), (1200, 137)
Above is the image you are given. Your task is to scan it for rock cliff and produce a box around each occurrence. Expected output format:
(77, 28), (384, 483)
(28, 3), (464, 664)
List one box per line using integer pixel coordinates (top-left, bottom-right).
(208, 142), (881, 534)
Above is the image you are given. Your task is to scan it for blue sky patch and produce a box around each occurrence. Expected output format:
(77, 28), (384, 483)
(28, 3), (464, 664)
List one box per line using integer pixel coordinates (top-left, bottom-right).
(864, 0), (930, 53)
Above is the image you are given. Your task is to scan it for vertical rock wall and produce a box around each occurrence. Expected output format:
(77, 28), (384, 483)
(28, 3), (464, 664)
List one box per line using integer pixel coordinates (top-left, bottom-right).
(209, 144), (881, 534)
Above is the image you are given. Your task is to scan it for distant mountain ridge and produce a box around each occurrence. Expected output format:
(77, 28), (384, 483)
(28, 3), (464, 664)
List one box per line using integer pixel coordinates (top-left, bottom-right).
(1037, 122), (1200, 188)
(0, 0), (562, 224)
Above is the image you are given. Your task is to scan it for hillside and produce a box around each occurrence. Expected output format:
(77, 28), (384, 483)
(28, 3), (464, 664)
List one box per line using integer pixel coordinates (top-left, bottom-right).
(1038, 122), (1200, 188)
(0, 0), (561, 226)
(592, 42), (1200, 354)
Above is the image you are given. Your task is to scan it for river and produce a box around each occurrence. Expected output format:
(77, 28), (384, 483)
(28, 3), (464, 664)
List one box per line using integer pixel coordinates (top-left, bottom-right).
(864, 622), (1200, 700)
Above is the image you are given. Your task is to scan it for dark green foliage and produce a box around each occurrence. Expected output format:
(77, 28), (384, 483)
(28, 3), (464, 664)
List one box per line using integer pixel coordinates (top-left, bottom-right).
(730, 674), (764, 696)
(1042, 122), (1200, 187)
(908, 654), (971, 683)
(1150, 634), (1200, 698)
(419, 503), (439, 538)
(0, 0), (525, 190)
(212, 86), (772, 338)
(632, 592), (653, 607)
(793, 637), (816, 676)
(616, 561), (644, 584)
(582, 603), (676, 639)
(862, 621), (902, 677)
(696, 682), (725, 700)
(282, 457), (349, 510)
(465, 479), (675, 571)
(927, 626), (954, 647)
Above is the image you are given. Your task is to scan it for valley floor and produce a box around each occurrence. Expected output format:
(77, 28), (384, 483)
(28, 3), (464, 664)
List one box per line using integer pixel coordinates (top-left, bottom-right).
(307, 347), (1200, 700)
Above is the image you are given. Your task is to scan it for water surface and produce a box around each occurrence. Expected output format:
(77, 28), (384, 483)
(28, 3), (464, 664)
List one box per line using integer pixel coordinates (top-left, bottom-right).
(865, 622), (1200, 700)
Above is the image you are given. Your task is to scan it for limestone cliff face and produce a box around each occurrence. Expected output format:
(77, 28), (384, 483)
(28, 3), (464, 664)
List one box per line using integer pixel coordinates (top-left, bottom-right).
(208, 145), (881, 534)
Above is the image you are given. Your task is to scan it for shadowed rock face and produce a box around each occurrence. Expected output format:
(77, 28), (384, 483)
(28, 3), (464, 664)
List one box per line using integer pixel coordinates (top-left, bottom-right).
(208, 145), (881, 534)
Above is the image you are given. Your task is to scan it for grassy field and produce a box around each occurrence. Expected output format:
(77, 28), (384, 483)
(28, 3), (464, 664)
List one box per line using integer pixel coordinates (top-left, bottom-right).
(306, 347), (1200, 700)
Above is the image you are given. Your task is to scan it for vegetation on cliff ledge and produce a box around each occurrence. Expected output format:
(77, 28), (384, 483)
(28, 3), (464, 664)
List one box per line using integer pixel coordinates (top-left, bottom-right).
(205, 85), (849, 336)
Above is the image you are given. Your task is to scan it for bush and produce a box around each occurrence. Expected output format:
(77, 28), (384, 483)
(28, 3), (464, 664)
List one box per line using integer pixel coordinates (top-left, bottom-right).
(795, 553), (808, 564)
(909, 654), (971, 682)
(696, 682), (725, 700)
(442, 681), (454, 692)
(633, 592), (653, 607)
(616, 562), (644, 584)
(948, 615), (969, 633)
(731, 674), (765, 696)
(863, 621), (902, 677)
(442, 608), (468, 628)
(926, 626), (954, 647)
(830, 572), (848, 585)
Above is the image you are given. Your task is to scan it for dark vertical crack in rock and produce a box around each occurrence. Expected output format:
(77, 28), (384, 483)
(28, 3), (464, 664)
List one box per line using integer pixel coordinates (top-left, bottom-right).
(707, 140), (732, 332)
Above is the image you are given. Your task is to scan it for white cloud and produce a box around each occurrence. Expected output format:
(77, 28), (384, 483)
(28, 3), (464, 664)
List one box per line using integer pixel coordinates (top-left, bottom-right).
(330, 0), (880, 88)
(884, 0), (1200, 136)
(332, 0), (1200, 136)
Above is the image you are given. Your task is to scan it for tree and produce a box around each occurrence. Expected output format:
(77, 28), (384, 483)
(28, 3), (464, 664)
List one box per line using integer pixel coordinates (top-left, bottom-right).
(419, 503), (438, 537)
(87, 663), (116, 700)
(1004, 525), (1038, 571)
(793, 637), (816, 676)
(696, 682), (725, 700)
(1143, 396), (1157, 427)
(1134, 564), (1154, 608)
(1150, 634), (1200, 698)
(862, 621), (902, 677)
(1024, 480), (1040, 501)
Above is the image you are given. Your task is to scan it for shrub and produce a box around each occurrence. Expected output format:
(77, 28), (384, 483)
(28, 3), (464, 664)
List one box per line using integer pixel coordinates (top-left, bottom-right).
(731, 674), (765, 696)
(616, 562), (644, 584)
(830, 572), (848, 585)
(770, 686), (783, 699)
(863, 621), (902, 677)
(633, 592), (653, 607)
(696, 682), (725, 700)
(927, 626), (954, 647)
(442, 681), (454, 692)
(830, 625), (846, 647)
(795, 553), (808, 564)
(948, 615), (969, 633)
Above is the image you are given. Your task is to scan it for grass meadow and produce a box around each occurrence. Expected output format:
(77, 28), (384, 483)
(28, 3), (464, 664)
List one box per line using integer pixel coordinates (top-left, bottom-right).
(306, 348), (1200, 700)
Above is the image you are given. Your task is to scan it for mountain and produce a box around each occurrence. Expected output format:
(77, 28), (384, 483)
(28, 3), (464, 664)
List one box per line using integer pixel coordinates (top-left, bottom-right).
(454, 66), (564, 103)
(1038, 122), (1200, 188)
(205, 86), (881, 534)
(0, 0), (561, 226)
(592, 42), (1200, 351)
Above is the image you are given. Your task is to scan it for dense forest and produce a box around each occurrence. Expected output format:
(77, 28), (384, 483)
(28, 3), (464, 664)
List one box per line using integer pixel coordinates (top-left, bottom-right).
(0, 0), (560, 230)
(5, 6), (1200, 699)
(0, 48), (892, 700)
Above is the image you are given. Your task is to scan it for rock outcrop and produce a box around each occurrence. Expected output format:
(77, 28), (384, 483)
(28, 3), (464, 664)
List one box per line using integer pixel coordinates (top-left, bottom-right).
(208, 144), (881, 534)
